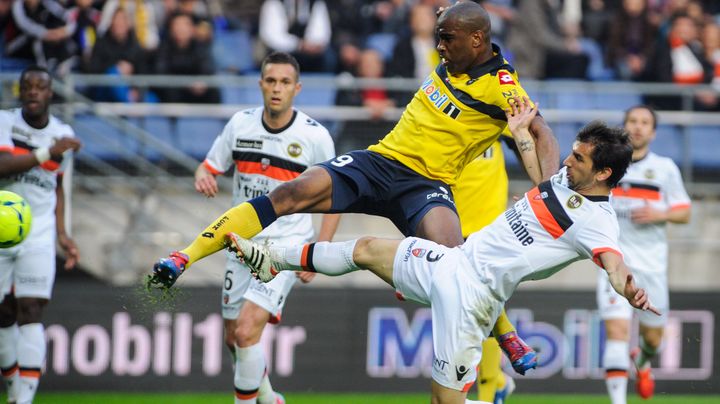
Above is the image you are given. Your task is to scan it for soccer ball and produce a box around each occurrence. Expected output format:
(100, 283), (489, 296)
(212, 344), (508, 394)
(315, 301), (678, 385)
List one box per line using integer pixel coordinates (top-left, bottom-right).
(0, 191), (32, 248)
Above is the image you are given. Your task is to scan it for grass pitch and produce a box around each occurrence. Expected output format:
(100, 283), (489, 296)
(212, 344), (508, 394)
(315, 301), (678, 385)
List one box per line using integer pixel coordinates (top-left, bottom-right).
(25, 392), (720, 403)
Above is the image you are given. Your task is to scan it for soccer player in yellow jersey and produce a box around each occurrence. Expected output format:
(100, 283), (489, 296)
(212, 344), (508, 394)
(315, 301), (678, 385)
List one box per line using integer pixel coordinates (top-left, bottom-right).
(152, 1), (559, 375)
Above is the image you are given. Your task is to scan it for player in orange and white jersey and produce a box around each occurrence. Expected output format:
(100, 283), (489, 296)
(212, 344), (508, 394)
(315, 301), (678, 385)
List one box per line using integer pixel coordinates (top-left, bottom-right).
(0, 66), (82, 404)
(597, 105), (691, 403)
(227, 102), (660, 404)
(192, 52), (339, 404)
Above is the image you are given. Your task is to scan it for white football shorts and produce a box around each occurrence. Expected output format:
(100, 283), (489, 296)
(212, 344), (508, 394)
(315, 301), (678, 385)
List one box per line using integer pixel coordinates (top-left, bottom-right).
(0, 238), (56, 299)
(221, 250), (297, 323)
(392, 237), (503, 392)
(596, 267), (668, 328)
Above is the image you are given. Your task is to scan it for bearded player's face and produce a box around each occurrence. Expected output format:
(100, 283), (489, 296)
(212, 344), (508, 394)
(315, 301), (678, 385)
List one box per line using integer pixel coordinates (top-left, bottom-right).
(259, 63), (301, 115)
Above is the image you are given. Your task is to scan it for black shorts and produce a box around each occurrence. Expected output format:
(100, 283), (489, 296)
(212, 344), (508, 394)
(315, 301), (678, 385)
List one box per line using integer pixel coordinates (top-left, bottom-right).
(317, 150), (457, 236)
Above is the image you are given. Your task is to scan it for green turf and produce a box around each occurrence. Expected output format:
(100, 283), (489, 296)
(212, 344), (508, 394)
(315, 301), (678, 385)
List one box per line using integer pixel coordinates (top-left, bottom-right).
(20, 392), (720, 404)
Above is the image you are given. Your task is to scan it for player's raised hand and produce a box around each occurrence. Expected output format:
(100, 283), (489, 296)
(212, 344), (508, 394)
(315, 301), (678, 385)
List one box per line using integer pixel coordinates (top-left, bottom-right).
(624, 274), (661, 315)
(505, 96), (538, 135)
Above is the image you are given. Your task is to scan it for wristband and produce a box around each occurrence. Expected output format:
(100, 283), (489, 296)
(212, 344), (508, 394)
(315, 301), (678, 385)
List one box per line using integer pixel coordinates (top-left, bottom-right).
(33, 147), (51, 164)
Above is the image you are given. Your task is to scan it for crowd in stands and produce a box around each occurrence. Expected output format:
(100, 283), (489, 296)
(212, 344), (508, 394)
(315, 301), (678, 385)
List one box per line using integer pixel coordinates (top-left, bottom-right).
(1, 0), (719, 109)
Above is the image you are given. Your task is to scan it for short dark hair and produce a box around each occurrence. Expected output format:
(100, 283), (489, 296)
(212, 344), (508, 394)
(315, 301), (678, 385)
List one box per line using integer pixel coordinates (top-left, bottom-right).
(20, 65), (51, 84)
(576, 120), (632, 188)
(623, 104), (658, 129)
(260, 52), (300, 81)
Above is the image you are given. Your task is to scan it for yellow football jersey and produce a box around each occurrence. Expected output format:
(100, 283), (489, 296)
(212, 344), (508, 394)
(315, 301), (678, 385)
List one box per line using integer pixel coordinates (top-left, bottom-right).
(453, 140), (509, 237)
(368, 44), (530, 186)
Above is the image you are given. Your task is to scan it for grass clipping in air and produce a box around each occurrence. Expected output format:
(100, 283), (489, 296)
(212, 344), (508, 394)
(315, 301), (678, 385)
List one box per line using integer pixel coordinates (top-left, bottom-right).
(136, 273), (186, 312)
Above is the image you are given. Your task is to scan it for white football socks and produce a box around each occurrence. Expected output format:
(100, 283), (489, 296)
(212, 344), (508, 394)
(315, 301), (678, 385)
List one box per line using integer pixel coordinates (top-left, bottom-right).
(603, 339), (629, 404)
(17, 323), (45, 404)
(234, 344), (266, 404)
(0, 324), (19, 403)
(279, 240), (360, 276)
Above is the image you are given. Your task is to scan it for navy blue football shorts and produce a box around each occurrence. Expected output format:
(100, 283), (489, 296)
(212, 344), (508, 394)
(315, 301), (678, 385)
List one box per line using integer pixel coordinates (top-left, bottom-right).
(316, 150), (457, 236)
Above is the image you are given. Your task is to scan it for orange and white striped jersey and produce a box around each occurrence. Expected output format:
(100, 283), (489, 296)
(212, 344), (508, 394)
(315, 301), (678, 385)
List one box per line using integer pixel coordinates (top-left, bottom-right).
(0, 109), (74, 243)
(203, 107), (335, 244)
(611, 152), (691, 274)
(462, 168), (621, 301)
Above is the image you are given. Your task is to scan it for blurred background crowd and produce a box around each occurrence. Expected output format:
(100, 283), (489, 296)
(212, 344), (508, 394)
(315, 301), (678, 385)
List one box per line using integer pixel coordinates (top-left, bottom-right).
(1, 0), (719, 110)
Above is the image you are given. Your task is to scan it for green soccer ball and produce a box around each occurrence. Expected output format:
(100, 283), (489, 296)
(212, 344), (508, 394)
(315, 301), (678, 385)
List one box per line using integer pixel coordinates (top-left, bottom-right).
(0, 191), (32, 248)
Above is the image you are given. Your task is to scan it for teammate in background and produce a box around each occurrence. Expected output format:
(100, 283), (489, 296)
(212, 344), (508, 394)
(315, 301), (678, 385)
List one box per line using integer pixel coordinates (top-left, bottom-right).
(0, 66), (82, 404)
(453, 139), (532, 403)
(598, 105), (691, 403)
(153, 1), (559, 374)
(228, 98), (660, 404)
(193, 52), (339, 404)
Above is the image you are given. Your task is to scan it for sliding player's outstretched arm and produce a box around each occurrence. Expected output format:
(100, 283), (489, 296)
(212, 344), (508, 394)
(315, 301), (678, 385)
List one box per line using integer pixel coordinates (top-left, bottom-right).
(599, 251), (661, 315)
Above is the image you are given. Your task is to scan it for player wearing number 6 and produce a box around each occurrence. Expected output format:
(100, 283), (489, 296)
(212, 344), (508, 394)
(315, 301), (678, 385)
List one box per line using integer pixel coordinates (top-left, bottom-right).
(189, 52), (339, 404)
(152, 1), (559, 376)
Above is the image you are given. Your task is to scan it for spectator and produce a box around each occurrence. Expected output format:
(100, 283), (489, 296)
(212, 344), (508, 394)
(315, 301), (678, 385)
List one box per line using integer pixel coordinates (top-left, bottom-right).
(386, 3), (438, 81)
(643, 13), (712, 109)
(506, 0), (589, 79)
(386, 3), (438, 105)
(606, 0), (658, 80)
(176, 0), (213, 43)
(86, 7), (148, 102)
(98, 0), (160, 51)
(258, 0), (333, 72)
(335, 49), (396, 151)
(479, 0), (516, 44)
(645, 13), (710, 84)
(6, 0), (77, 75)
(695, 21), (720, 110)
(155, 13), (219, 103)
(67, 0), (101, 69)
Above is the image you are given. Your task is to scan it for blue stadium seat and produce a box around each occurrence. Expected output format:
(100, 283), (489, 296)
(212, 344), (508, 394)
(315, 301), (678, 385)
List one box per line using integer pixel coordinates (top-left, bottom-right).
(135, 116), (176, 161)
(653, 124), (684, 163)
(593, 92), (643, 111)
(213, 29), (254, 74)
(72, 115), (137, 160)
(174, 118), (226, 159)
(221, 86), (262, 105)
(296, 73), (336, 106)
(555, 91), (594, 110)
(365, 33), (397, 61)
(688, 126), (720, 168)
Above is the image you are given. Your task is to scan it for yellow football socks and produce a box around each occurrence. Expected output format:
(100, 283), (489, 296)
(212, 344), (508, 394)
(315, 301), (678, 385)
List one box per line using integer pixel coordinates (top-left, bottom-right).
(181, 202), (264, 266)
(478, 337), (504, 402)
(492, 309), (515, 336)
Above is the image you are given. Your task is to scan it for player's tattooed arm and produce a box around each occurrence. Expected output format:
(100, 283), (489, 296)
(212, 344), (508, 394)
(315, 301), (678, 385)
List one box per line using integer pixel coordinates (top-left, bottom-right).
(517, 139), (535, 153)
(505, 96), (542, 185)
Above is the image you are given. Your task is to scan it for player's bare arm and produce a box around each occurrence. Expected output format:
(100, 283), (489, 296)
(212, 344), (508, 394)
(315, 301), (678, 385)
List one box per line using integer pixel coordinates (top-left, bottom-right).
(631, 201), (691, 225)
(505, 95), (542, 185)
(529, 113), (560, 181)
(194, 163), (219, 197)
(599, 251), (660, 315)
(55, 175), (79, 270)
(0, 136), (80, 176)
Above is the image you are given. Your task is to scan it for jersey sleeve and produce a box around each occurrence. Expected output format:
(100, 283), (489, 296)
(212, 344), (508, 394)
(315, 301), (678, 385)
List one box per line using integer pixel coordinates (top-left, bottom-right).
(311, 127), (335, 164)
(203, 116), (237, 174)
(0, 112), (13, 151)
(574, 212), (623, 268)
(664, 160), (691, 209)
